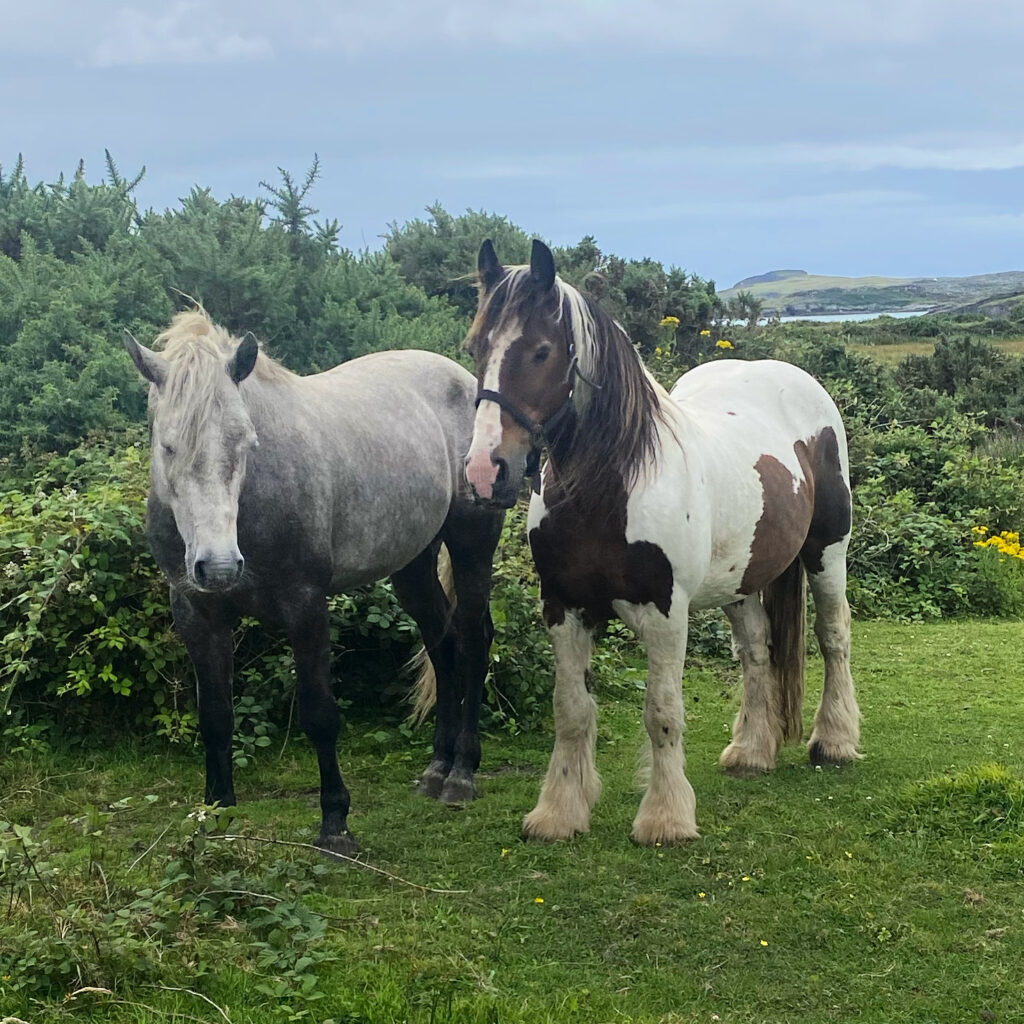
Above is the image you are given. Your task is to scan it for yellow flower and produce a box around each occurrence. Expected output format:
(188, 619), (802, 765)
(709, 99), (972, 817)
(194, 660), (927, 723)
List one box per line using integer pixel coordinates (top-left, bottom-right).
(716, 339), (734, 350)
(742, 875), (751, 882)
(501, 848), (510, 858)
(699, 329), (711, 337)
(534, 897), (544, 904)
(760, 940), (769, 947)
(659, 315), (680, 326)
(972, 525), (988, 535)
(974, 528), (1024, 560)
(697, 892), (706, 899)
(655, 347), (663, 356)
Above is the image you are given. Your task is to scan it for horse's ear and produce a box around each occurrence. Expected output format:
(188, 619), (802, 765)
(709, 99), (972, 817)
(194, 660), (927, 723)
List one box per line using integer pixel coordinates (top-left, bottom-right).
(124, 330), (168, 388)
(229, 333), (259, 385)
(478, 238), (503, 291)
(530, 239), (556, 291)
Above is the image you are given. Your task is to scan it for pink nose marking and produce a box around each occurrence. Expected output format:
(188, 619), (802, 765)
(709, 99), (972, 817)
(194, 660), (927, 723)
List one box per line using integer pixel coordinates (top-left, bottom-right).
(465, 449), (498, 499)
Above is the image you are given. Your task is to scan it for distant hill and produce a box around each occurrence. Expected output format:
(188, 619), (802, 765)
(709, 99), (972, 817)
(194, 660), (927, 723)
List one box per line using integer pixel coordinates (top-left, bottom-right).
(943, 290), (1024, 319)
(720, 269), (1024, 316)
(731, 269), (809, 288)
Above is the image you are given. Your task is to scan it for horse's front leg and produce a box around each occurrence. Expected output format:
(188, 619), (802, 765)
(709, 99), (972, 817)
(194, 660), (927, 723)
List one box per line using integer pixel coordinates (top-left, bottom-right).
(440, 510), (502, 805)
(523, 613), (600, 841)
(171, 588), (236, 808)
(627, 600), (698, 846)
(391, 543), (458, 800)
(285, 592), (357, 857)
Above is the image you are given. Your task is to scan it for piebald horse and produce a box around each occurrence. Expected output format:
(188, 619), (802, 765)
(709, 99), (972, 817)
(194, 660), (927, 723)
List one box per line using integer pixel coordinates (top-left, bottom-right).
(126, 311), (503, 855)
(464, 240), (859, 845)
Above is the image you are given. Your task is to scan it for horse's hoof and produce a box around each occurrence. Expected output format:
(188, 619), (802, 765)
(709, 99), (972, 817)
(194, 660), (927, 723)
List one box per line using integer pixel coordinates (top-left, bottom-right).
(630, 819), (699, 846)
(808, 739), (859, 767)
(522, 805), (588, 842)
(722, 762), (768, 779)
(440, 772), (477, 806)
(316, 829), (360, 860)
(416, 770), (446, 800)
(719, 743), (775, 777)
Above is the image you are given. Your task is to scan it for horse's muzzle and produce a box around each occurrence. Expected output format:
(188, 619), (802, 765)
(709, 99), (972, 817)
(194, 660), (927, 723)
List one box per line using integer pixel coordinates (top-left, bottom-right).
(466, 452), (519, 508)
(191, 553), (245, 591)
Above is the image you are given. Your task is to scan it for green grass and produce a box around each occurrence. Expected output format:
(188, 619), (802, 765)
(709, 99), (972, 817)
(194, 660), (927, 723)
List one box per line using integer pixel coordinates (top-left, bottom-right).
(3, 620), (1024, 1023)
(850, 338), (1024, 365)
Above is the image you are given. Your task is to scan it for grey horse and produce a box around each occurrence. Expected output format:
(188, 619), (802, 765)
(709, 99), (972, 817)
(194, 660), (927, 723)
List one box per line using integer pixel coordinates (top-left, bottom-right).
(125, 310), (504, 855)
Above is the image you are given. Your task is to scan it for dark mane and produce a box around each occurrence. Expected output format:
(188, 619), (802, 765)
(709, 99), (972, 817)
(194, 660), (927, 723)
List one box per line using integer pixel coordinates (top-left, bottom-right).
(467, 267), (664, 499)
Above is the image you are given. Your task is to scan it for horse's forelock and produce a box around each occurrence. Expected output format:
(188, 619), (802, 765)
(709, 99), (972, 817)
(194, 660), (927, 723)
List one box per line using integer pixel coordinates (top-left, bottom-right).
(468, 268), (662, 501)
(150, 312), (259, 467)
(468, 268), (582, 364)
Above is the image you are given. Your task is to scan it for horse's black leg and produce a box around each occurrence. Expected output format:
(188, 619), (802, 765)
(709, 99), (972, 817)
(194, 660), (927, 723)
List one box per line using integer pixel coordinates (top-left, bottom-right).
(284, 591), (357, 857)
(440, 505), (503, 805)
(170, 588), (236, 808)
(391, 541), (459, 799)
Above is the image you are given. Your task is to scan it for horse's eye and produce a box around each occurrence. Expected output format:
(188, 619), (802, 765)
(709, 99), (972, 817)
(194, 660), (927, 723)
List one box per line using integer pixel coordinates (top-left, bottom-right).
(533, 346), (551, 364)
(162, 443), (175, 458)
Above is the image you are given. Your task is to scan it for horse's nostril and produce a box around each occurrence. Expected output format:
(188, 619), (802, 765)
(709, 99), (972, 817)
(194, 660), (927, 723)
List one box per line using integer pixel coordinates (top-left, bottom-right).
(494, 457), (509, 483)
(235, 558), (244, 577)
(194, 560), (207, 585)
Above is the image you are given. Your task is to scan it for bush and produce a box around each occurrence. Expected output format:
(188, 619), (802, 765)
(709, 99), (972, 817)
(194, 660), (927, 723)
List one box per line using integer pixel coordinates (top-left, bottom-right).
(0, 440), (185, 742)
(0, 444), (557, 746)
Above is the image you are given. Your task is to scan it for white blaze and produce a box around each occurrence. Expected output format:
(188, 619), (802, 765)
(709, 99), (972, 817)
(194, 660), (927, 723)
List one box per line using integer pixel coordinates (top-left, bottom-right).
(465, 329), (510, 500)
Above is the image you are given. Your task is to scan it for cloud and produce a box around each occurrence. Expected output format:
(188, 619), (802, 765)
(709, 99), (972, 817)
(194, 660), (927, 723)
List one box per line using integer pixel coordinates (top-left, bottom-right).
(5, 0), (1024, 61)
(746, 141), (1024, 173)
(87, 2), (272, 67)
(580, 189), (926, 226)
(433, 137), (1024, 183)
(947, 212), (1024, 234)
(294, 0), (1024, 55)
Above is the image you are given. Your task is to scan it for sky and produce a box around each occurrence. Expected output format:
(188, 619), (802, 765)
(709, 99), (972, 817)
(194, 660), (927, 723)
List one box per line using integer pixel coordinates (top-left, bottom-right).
(3, 0), (1024, 288)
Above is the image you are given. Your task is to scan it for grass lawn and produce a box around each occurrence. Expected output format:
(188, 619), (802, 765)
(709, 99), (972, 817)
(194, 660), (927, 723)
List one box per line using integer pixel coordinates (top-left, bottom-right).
(849, 338), (1024, 365)
(2, 620), (1023, 1023)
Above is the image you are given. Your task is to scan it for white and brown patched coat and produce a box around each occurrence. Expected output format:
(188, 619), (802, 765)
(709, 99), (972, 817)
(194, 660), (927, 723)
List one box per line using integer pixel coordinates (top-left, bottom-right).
(465, 239), (859, 846)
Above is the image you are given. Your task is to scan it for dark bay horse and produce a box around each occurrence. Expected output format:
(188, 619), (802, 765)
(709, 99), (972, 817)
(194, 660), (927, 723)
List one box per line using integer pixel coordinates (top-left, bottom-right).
(126, 311), (503, 855)
(464, 240), (859, 845)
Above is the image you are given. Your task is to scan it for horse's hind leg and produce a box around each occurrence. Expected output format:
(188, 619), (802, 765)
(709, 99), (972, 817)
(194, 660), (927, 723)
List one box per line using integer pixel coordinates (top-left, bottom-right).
(284, 592), (357, 857)
(719, 595), (785, 775)
(391, 540), (459, 799)
(523, 612), (601, 841)
(804, 543), (860, 765)
(439, 504), (503, 805)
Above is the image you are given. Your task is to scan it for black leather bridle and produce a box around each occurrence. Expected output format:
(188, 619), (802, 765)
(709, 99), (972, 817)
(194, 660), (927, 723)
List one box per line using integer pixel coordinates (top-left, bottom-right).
(473, 341), (601, 480)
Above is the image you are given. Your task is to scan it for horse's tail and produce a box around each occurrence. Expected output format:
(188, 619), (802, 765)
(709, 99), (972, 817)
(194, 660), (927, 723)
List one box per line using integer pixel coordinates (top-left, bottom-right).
(763, 556), (806, 743)
(407, 544), (455, 725)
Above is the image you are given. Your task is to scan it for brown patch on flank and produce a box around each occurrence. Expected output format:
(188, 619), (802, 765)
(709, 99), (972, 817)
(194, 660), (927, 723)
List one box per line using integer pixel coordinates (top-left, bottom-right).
(739, 453), (813, 595)
(739, 426), (852, 592)
(799, 426), (852, 574)
(530, 471), (673, 630)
